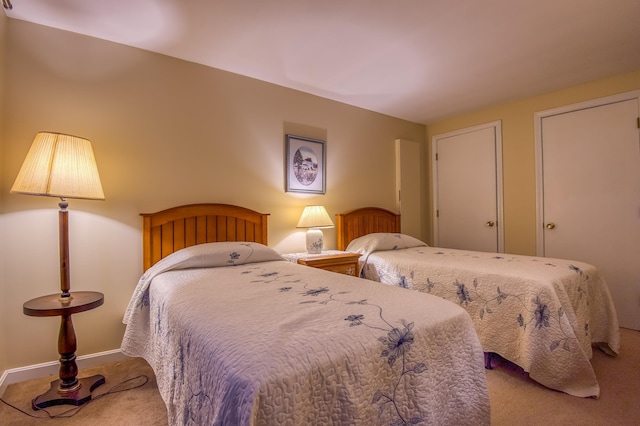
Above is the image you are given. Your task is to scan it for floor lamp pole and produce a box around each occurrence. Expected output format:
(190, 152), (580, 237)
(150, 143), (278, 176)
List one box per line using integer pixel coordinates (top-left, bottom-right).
(59, 199), (71, 298)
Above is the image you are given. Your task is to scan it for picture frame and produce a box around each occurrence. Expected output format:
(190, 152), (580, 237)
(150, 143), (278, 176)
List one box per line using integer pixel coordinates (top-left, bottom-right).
(285, 134), (326, 194)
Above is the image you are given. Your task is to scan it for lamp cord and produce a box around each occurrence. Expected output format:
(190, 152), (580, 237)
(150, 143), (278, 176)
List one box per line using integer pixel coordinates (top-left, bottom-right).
(0, 374), (149, 419)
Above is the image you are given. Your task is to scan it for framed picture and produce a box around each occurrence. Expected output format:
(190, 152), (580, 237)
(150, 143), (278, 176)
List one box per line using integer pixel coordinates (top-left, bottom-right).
(285, 134), (326, 194)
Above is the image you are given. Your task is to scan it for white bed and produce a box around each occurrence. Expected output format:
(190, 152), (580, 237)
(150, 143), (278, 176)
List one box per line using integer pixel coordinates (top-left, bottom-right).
(337, 207), (620, 398)
(121, 204), (490, 425)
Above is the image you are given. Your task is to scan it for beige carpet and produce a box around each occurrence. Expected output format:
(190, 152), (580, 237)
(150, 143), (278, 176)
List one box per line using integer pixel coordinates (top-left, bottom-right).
(2, 328), (639, 425)
(0, 357), (167, 426)
(486, 327), (640, 426)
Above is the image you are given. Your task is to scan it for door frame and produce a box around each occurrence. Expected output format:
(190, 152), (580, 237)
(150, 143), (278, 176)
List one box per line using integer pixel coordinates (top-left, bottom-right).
(534, 90), (640, 256)
(431, 120), (504, 251)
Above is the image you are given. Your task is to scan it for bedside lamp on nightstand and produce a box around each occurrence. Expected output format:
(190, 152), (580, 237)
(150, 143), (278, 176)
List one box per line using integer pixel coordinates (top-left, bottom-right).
(296, 205), (334, 254)
(11, 131), (106, 409)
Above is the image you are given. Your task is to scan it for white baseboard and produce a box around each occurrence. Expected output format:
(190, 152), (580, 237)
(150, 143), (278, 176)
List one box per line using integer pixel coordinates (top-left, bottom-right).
(0, 349), (130, 397)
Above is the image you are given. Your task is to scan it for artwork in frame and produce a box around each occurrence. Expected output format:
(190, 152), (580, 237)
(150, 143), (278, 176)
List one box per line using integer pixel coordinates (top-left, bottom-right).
(285, 134), (326, 194)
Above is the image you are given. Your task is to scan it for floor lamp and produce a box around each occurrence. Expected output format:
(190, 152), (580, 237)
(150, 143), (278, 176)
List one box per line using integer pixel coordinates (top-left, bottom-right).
(11, 131), (107, 409)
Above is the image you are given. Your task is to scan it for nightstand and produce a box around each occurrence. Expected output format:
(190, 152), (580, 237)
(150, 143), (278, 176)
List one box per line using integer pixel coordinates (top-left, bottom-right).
(282, 250), (361, 276)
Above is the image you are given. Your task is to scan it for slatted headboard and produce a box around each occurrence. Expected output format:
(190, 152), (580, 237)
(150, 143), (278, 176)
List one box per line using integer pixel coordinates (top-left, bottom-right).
(336, 207), (401, 250)
(141, 203), (269, 271)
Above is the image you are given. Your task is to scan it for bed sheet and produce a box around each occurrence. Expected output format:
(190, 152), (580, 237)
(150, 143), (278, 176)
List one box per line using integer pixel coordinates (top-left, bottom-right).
(122, 242), (490, 425)
(348, 234), (619, 398)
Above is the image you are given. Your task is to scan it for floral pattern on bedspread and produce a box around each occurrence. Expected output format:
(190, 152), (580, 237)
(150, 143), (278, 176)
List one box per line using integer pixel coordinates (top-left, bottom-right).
(348, 236), (619, 398)
(121, 242), (490, 425)
(416, 257), (590, 353)
(281, 282), (428, 425)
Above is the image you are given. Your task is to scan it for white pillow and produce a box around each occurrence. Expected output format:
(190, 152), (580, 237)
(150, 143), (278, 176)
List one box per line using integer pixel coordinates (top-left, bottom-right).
(143, 242), (284, 285)
(166, 241), (284, 268)
(124, 242), (284, 326)
(346, 233), (427, 256)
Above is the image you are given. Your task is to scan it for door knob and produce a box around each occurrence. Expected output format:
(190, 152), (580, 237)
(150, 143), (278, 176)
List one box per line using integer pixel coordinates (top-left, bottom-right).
(546, 223), (556, 229)
(486, 221), (495, 227)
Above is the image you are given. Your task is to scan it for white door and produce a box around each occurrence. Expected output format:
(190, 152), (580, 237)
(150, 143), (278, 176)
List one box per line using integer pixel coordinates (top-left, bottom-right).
(395, 139), (421, 239)
(536, 92), (640, 330)
(432, 121), (503, 252)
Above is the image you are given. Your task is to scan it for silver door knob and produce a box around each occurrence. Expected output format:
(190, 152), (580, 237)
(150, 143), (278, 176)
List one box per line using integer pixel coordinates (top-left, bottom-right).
(486, 221), (495, 227)
(546, 223), (556, 229)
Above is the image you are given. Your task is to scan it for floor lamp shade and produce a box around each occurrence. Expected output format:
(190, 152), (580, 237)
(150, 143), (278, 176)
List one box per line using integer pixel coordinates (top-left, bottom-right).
(297, 205), (334, 254)
(11, 132), (105, 200)
(11, 131), (105, 296)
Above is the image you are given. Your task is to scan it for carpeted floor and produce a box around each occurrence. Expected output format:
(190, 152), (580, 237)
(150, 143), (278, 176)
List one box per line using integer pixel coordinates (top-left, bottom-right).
(2, 328), (639, 425)
(0, 357), (167, 426)
(485, 327), (640, 426)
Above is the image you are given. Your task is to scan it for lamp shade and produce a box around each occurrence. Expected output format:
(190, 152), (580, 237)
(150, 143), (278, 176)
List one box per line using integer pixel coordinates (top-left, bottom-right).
(296, 205), (334, 229)
(11, 132), (105, 200)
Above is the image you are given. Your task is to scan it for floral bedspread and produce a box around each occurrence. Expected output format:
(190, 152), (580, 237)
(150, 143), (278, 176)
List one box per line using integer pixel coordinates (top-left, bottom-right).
(122, 242), (490, 425)
(347, 233), (620, 398)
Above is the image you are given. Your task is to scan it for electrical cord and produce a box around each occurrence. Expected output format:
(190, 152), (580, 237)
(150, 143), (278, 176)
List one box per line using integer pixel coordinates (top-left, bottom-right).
(0, 374), (149, 419)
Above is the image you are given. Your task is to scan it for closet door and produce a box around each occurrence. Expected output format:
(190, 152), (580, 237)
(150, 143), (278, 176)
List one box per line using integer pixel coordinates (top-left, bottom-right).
(432, 121), (503, 252)
(536, 92), (640, 330)
(395, 139), (421, 239)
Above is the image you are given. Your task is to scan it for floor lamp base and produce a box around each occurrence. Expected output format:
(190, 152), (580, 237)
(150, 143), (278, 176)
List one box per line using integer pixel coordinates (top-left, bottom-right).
(32, 374), (106, 410)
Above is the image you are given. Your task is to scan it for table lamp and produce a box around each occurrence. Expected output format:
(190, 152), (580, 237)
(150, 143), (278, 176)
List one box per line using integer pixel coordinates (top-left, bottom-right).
(11, 131), (106, 409)
(296, 205), (334, 254)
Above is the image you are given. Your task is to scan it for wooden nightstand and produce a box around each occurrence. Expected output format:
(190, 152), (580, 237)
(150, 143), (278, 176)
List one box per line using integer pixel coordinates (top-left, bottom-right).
(282, 251), (361, 276)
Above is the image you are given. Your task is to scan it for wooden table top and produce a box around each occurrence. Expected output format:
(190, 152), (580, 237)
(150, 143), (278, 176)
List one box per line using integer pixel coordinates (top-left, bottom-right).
(23, 291), (104, 317)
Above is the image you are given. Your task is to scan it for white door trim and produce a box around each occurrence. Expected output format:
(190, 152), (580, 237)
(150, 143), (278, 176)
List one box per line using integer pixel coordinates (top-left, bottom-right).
(431, 120), (504, 251)
(534, 90), (640, 256)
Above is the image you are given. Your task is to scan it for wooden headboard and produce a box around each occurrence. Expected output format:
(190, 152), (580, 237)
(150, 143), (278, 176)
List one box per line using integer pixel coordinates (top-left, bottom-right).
(336, 207), (401, 250)
(141, 203), (269, 271)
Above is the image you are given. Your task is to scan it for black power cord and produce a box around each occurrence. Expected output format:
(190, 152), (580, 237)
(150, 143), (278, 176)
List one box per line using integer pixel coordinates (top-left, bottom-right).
(0, 375), (149, 419)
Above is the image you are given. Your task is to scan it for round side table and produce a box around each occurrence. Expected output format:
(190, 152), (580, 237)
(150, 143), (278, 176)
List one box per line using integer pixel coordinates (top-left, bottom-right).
(23, 291), (105, 410)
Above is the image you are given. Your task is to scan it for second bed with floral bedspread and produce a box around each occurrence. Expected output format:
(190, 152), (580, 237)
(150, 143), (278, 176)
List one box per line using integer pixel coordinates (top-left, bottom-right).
(347, 233), (620, 398)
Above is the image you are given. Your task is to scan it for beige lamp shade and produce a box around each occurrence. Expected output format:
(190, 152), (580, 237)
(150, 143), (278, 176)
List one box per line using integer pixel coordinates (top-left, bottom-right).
(11, 132), (105, 200)
(296, 205), (334, 229)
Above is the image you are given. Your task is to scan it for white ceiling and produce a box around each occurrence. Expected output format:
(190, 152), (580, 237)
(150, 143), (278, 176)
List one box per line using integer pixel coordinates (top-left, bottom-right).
(4, 0), (640, 124)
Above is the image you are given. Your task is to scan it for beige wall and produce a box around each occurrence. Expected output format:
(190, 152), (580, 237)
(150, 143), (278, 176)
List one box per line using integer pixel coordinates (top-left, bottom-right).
(0, 11), (7, 372)
(425, 70), (640, 255)
(0, 19), (424, 371)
